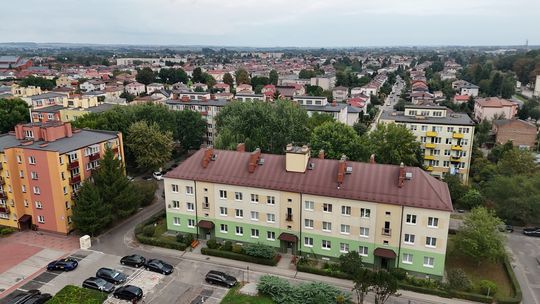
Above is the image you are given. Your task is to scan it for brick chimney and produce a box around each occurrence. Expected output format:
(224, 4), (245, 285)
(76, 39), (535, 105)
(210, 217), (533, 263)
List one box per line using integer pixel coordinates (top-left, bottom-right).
(369, 154), (375, 164)
(318, 150), (325, 159)
(236, 143), (245, 152)
(210, 94), (216, 100)
(248, 148), (261, 173)
(332, 101), (337, 107)
(398, 162), (405, 188)
(337, 155), (347, 185)
(201, 147), (214, 168)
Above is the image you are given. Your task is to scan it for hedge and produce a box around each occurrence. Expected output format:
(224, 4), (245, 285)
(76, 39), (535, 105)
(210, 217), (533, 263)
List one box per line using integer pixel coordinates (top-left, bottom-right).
(201, 247), (279, 266)
(47, 285), (107, 304)
(296, 263), (353, 280)
(135, 233), (187, 251)
(450, 290), (493, 303)
(397, 283), (451, 298)
(495, 257), (522, 304)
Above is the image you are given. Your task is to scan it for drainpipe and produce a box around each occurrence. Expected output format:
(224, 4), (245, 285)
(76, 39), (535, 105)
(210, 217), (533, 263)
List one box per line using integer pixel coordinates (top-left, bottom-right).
(397, 205), (404, 269)
(194, 180), (199, 240)
(299, 193), (303, 256)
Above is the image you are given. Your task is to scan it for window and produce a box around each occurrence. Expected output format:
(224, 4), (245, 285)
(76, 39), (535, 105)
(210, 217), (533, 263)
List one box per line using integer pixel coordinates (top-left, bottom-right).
(220, 224), (228, 233)
(235, 192), (243, 201)
(186, 202), (195, 211)
(172, 200), (180, 208)
(304, 201), (314, 211)
(250, 211), (259, 221)
(21, 185), (26, 193)
(304, 219), (314, 229)
(340, 224), (350, 234)
(219, 190), (227, 199)
(340, 243), (349, 253)
(17, 155), (22, 163)
(322, 221), (332, 232)
(19, 170), (24, 178)
(68, 152), (78, 162)
(35, 201), (42, 209)
(219, 207), (228, 216)
(235, 226), (244, 236)
(24, 200), (28, 207)
(235, 209), (244, 218)
(267, 231), (275, 240)
(385, 211), (391, 216)
(85, 145), (100, 156)
(267, 196), (275, 205)
(37, 215), (45, 224)
(322, 240), (331, 250)
(250, 194), (259, 203)
(404, 234), (415, 244)
(426, 237), (437, 247)
(360, 227), (369, 237)
(63, 186), (67, 195)
(173, 217), (181, 226)
(251, 229), (259, 238)
(406, 214), (417, 224)
(186, 186), (194, 195)
(304, 237), (313, 247)
(203, 197), (209, 209)
(187, 219), (195, 227)
(31, 172), (38, 180)
(360, 208), (371, 218)
(403, 253), (413, 264)
(428, 217), (439, 228)
(171, 184), (179, 192)
(266, 213), (275, 223)
(28, 156), (36, 165)
(33, 186), (40, 195)
(423, 256), (434, 268)
(359, 246), (368, 256)
(25, 130), (34, 139)
(65, 201), (70, 209)
(323, 203), (332, 213)
(341, 206), (351, 216)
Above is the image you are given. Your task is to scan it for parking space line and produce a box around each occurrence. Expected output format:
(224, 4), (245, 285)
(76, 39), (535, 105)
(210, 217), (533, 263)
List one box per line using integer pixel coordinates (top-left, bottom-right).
(201, 284), (228, 291)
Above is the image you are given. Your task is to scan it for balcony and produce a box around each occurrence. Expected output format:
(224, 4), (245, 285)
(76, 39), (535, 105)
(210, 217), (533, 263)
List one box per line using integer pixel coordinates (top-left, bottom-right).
(450, 156), (462, 162)
(426, 166), (433, 171)
(424, 155), (436, 160)
(0, 177), (4, 185)
(0, 162), (3, 170)
(381, 228), (392, 236)
(452, 133), (464, 139)
(69, 175), (81, 185)
(0, 192), (6, 200)
(89, 153), (100, 162)
(286, 214), (293, 222)
(451, 145), (463, 151)
(68, 160), (79, 170)
(0, 206), (9, 214)
(425, 143), (436, 149)
(426, 131), (438, 137)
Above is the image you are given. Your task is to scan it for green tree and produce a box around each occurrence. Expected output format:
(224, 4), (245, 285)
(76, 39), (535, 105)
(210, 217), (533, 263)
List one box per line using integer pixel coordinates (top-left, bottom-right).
(352, 268), (372, 304)
(72, 183), (111, 236)
(370, 270), (400, 304)
(203, 73), (216, 88)
(174, 110), (207, 151)
(458, 189), (484, 210)
(192, 67), (204, 83)
(135, 67), (155, 85)
(444, 173), (469, 204)
(269, 69), (279, 85)
(353, 122), (368, 137)
(235, 68), (251, 85)
(0, 98), (29, 133)
(455, 207), (505, 264)
(305, 85), (324, 96)
(311, 121), (368, 161)
(474, 120), (492, 147)
(338, 251), (363, 277)
(497, 148), (537, 176)
(366, 123), (422, 166)
(306, 112), (334, 132)
(223, 72), (234, 87)
(127, 121), (173, 171)
(20, 76), (55, 90)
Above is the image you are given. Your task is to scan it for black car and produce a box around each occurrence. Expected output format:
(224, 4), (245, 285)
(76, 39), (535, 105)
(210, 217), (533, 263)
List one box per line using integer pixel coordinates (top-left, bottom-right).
(205, 270), (238, 288)
(145, 259), (173, 275)
(83, 277), (115, 293)
(6, 290), (42, 304)
(120, 254), (146, 268)
(113, 285), (143, 302)
(96, 267), (127, 284)
(47, 258), (78, 271)
(23, 293), (53, 304)
(523, 227), (540, 237)
(498, 224), (514, 233)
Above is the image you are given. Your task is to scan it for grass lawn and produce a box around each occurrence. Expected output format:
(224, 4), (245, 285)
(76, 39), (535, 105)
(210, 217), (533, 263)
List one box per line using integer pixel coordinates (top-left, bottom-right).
(446, 236), (513, 297)
(220, 286), (274, 304)
(47, 285), (107, 304)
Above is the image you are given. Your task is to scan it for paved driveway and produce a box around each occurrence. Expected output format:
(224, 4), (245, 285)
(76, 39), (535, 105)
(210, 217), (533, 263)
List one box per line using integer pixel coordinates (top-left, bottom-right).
(506, 232), (540, 304)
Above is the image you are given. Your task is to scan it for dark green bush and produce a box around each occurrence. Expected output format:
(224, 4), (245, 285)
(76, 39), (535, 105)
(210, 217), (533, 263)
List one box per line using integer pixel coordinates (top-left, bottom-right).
(207, 238), (220, 249)
(201, 247), (279, 266)
(477, 279), (497, 296)
(296, 263), (353, 280)
(232, 244), (243, 254)
(398, 283), (451, 298)
(142, 225), (156, 237)
(136, 233), (187, 251)
(175, 233), (184, 243)
(135, 180), (157, 206)
(447, 268), (472, 291)
(497, 257), (522, 304)
(223, 240), (233, 251)
(450, 290), (493, 303)
(243, 243), (275, 259)
(0, 226), (17, 236)
(389, 268), (407, 281)
(184, 233), (194, 245)
(46, 285), (107, 304)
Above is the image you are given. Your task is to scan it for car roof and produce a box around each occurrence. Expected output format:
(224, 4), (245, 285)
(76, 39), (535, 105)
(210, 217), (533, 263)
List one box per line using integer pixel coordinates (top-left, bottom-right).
(208, 270), (225, 276)
(123, 285), (141, 292)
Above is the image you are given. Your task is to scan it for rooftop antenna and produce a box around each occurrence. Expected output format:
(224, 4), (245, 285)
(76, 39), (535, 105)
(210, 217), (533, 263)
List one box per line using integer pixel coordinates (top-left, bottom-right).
(525, 39), (529, 52)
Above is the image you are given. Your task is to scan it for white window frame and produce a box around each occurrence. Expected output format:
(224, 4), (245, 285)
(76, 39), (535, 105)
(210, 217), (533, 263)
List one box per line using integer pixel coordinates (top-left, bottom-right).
(360, 208), (371, 218)
(428, 217), (439, 228)
(304, 200), (314, 211)
(266, 213), (275, 223)
(340, 224), (350, 235)
(171, 184), (179, 193)
(220, 224), (228, 233)
(322, 240), (331, 250)
(359, 246), (368, 257)
(423, 256), (434, 268)
(235, 192), (243, 201)
(304, 237), (313, 247)
(266, 231), (275, 241)
(250, 211), (259, 221)
(173, 217), (181, 226)
(406, 214), (417, 225)
(360, 227), (369, 238)
(251, 228), (259, 238)
(35, 201), (42, 209)
(322, 221), (332, 232)
(404, 233), (415, 245)
(267, 196), (275, 205)
(187, 219), (195, 227)
(304, 218), (314, 229)
(403, 253), (413, 264)
(186, 202), (195, 211)
(186, 186), (194, 195)
(425, 237), (437, 248)
(341, 205), (351, 216)
(323, 203), (332, 213)
(235, 209), (244, 218)
(219, 207), (228, 216)
(250, 193), (259, 203)
(219, 190), (227, 199)
(37, 215), (45, 223)
(235, 226), (243, 236)
(340, 243), (349, 253)
(28, 156), (36, 165)
(172, 200), (180, 209)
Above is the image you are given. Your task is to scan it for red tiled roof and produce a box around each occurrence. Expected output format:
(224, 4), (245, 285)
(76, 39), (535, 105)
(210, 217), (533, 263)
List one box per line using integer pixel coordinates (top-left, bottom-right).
(166, 149), (453, 212)
(476, 97), (516, 108)
(454, 95), (469, 101)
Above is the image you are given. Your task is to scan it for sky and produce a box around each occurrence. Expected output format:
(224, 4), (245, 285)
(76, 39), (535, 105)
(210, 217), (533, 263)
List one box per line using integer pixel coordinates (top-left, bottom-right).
(1, 0), (539, 47)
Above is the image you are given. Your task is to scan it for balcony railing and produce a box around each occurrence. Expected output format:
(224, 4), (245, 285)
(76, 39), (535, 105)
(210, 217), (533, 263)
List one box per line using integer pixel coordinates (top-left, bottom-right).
(452, 133), (464, 139)
(424, 155), (436, 160)
(450, 156), (462, 162)
(426, 131), (438, 137)
(69, 175), (81, 185)
(0, 206), (10, 214)
(426, 166), (433, 171)
(68, 160), (79, 170)
(382, 228), (392, 236)
(89, 153), (100, 162)
(451, 145), (463, 151)
(286, 214), (293, 221)
(425, 143), (436, 149)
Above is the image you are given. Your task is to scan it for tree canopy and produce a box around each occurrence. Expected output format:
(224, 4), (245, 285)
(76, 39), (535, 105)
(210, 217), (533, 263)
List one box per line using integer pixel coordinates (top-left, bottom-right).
(367, 123), (422, 166)
(310, 121), (368, 161)
(126, 121), (173, 171)
(235, 68), (251, 85)
(0, 98), (30, 133)
(135, 67), (156, 85)
(20, 76), (55, 90)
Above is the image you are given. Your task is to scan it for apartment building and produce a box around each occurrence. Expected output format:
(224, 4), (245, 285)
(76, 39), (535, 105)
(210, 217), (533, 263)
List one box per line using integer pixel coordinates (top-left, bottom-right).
(379, 105), (475, 183)
(292, 96), (360, 126)
(0, 121), (124, 234)
(164, 145), (453, 278)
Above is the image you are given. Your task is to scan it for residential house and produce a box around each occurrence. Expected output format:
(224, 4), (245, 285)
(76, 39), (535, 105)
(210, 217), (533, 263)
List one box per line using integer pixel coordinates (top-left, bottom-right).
(332, 86), (349, 102)
(80, 79), (106, 92)
(453, 95), (470, 104)
(236, 84), (253, 94)
(474, 97), (518, 122)
(125, 82), (146, 96)
(24, 92), (68, 109)
(193, 83), (209, 92)
(310, 75), (336, 91)
(213, 83), (230, 93)
(235, 93), (266, 102)
(146, 83), (165, 94)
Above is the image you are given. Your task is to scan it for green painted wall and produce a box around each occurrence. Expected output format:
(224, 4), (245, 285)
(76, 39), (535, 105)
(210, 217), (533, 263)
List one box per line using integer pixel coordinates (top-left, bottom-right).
(398, 248), (446, 278)
(166, 212), (197, 235)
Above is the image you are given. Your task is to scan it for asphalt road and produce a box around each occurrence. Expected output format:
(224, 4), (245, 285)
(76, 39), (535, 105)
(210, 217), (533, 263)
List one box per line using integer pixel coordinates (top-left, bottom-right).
(506, 231), (540, 304)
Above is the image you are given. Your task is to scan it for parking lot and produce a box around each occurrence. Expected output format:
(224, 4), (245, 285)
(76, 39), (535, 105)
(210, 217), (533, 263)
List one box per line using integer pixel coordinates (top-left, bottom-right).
(0, 249), (244, 304)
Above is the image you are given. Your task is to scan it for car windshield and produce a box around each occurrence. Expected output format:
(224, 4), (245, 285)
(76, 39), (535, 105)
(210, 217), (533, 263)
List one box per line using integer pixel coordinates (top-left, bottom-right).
(112, 272), (120, 278)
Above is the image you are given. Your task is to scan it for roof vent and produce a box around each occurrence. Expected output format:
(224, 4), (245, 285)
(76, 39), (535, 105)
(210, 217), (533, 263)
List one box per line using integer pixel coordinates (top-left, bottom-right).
(405, 172), (413, 180)
(258, 158), (265, 165)
(308, 162), (315, 170)
(211, 154), (217, 161)
(345, 166), (353, 174)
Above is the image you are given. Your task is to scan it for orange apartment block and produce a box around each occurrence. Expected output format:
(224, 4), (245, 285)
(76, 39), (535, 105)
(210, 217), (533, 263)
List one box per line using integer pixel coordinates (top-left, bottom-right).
(0, 121), (124, 234)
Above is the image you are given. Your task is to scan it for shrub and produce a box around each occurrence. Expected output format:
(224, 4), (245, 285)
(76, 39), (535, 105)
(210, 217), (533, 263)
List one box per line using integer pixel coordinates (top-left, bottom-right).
(257, 275), (295, 303)
(222, 241), (233, 251)
(447, 268), (472, 291)
(184, 233), (194, 245)
(201, 248), (279, 266)
(243, 243), (276, 259)
(398, 283), (451, 298)
(207, 238), (220, 249)
(0, 226), (17, 236)
(478, 280), (497, 296)
(135, 233), (187, 251)
(389, 268), (407, 281)
(175, 233), (184, 243)
(338, 251), (363, 276)
(142, 225), (156, 237)
(296, 263), (353, 280)
(135, 180), (157, 206)
(232, 244), (243, 254)
(497, 257), (522, 304)
(451, 290), (493, 303)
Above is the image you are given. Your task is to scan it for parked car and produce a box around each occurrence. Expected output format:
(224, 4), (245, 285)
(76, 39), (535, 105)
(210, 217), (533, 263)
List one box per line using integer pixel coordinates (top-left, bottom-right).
(21, 293), (52, 304)
(82, 277), (115, 293)
(498, 224), (514, 233)
(113, 285), (143, 302)
(120, 254), (146, 268)
(152, 171), (163, 180)
(96, 267), (127, 284)
(6, 290), (42, 304)
(523, 227), (540, 237)
(47, 258), (78, 271)
(145, 259), (173, 275)
(142, 176), (153, 181)
(205, 270), (238, 288)
(127, 175), (134, 182)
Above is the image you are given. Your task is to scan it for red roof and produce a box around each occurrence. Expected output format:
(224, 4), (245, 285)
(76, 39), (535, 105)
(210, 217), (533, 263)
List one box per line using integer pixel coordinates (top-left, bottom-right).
(476, 97), (516, 108)
(454, 95), (469, 101)
(347, 98), (366, 108)
(166, 149), (453, 212)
